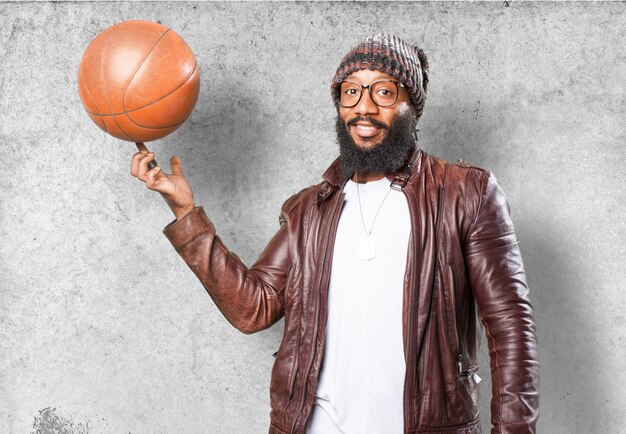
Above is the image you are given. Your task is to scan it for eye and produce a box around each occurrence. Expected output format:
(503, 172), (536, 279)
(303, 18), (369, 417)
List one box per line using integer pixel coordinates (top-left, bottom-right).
(340, 81), (361, 97)
(372, 81), (397, 99)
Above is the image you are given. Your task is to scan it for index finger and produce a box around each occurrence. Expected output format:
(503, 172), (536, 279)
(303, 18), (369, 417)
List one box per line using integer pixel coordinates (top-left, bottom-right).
(135, 142), (148, 153)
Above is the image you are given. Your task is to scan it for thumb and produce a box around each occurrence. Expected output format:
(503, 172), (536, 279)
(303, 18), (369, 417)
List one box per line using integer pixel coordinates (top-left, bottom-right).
(170, 155), (184, 176)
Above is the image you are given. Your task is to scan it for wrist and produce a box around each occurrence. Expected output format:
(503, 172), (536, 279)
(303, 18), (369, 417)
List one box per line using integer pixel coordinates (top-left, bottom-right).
(173, 203), (195, 220)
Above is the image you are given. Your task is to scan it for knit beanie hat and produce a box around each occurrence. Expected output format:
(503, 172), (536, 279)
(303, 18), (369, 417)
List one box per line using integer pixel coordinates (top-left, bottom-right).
(331, 34), (429, 121)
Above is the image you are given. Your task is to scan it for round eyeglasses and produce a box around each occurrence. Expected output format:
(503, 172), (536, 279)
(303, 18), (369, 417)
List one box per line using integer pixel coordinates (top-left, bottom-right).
(336, 79), (405, 108)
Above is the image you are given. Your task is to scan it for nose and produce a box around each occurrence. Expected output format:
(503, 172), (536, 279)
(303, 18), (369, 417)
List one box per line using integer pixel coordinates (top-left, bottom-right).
(353, 86), (379, 116)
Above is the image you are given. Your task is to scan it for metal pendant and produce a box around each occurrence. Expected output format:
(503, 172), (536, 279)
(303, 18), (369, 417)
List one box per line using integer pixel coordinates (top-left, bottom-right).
(358, 233), (376, 261)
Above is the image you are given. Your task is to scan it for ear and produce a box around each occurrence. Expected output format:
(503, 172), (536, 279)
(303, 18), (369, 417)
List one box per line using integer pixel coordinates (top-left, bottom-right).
(409, 104), (419, 123)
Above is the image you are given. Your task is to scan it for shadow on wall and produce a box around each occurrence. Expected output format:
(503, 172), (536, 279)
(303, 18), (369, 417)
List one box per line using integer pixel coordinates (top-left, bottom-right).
(175, 70), (265, 193)
(164, 61), (288, 419)
(473, 191), (606, 433)
(428, 101), (610, 432)
(521, 215), (610, 433)
(173, 63), (280, 253)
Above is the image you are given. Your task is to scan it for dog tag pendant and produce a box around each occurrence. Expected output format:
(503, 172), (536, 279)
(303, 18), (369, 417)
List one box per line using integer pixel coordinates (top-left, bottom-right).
(358, 233), (376, 260)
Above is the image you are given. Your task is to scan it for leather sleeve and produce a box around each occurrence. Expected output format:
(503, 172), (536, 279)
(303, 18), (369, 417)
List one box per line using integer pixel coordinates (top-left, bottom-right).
(463, 171), (540, 433)
(162, 206), (290, 334)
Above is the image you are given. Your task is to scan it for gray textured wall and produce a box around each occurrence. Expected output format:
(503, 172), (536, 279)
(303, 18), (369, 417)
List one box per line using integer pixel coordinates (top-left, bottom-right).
(1, 1), (624, 433)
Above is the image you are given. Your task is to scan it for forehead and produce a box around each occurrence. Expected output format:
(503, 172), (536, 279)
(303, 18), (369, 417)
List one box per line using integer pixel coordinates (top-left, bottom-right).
(345, 69), (396, 83)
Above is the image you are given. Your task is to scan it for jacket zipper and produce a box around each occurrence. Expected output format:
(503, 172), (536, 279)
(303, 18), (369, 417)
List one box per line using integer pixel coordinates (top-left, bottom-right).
(402, 186), (419, 432)
(286, 262), (299, 400)
(458, 354), (482, 383)
(290, 189), (344, 433)
(446, 262), (463, 376)
(288, 329), (300, 400)
(402, 184), (447, 431)
(411, 184), (445, 430)
(447, 256), (479, 385)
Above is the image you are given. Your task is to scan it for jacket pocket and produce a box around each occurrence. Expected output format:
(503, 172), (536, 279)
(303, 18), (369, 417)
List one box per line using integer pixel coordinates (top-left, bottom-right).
(285, 262), (301, 401)
(444, 264), (479, 422)
(445, 263), (461, 359)
(287, 338), (300, 400)
(270, 318), (301, 428)
(269, 262), (301, 420)
(455, 363), (480, 419)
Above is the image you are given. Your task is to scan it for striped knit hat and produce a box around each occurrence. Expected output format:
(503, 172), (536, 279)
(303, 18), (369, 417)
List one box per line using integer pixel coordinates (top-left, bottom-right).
(331, 34), (429, 120)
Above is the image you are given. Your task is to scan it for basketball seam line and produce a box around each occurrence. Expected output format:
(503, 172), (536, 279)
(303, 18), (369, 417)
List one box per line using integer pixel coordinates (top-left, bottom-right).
(89, 71), (195, 131)
(92, 67), (195, 133)
(90, 113), (185, 130)
(101, 22), (132, 141)
(79, 70), (108, 134)
(121, 28), (171, 114)
(89, 112), (188, 130)
(85, 60), (198, 117)
(124, 64), (197, 129)
(125, 113), (187, 130)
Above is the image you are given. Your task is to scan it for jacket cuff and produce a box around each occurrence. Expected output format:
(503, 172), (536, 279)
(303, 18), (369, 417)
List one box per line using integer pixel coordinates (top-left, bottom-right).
(162, 206), (215, 252)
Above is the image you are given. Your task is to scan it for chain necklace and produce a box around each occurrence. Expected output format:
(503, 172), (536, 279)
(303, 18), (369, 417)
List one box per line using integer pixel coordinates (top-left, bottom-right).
(355, 172), (393, 261)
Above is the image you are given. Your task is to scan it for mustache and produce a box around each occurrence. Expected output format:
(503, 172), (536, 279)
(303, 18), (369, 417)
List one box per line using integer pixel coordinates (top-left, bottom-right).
(346, 116), (389, 130)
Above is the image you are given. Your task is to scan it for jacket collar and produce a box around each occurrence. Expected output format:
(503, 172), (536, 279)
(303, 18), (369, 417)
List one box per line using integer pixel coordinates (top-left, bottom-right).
(321, 145), (424, 189)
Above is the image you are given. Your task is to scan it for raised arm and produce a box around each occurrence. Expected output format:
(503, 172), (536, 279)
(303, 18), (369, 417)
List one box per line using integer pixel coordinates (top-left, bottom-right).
(162, 206), (290, 334)
(130, 147), (290, 334)
(463, 171), (540, 433)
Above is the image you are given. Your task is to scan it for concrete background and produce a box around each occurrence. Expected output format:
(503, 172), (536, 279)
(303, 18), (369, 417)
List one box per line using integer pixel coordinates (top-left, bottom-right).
(1, 1), (624, 433)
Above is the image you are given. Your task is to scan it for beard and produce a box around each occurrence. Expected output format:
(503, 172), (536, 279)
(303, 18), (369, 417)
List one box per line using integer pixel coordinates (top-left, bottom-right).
(336, 108), (418, 181)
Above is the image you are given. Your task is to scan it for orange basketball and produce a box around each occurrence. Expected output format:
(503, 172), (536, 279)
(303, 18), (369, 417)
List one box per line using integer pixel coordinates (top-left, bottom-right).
(77, 20), (200, 142)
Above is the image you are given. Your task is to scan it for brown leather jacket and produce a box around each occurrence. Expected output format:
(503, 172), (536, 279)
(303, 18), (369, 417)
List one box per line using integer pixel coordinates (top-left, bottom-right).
(163, 148), (540, 434)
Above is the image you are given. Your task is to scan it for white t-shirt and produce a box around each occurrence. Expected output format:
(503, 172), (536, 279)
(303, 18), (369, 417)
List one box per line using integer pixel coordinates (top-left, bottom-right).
(306, 176), (411, 434)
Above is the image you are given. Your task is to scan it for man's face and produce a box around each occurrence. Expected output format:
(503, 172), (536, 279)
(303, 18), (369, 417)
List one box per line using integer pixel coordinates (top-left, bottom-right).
(338, 69), (413, 150)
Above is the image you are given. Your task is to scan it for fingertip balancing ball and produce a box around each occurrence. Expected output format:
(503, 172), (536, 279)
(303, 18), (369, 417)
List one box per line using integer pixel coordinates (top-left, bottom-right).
(78, 20), (200, 143)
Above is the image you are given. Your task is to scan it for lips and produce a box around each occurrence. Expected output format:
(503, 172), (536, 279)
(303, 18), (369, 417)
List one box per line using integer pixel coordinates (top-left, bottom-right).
(348, 117), (388, 139)
(353, 122), (382, 137)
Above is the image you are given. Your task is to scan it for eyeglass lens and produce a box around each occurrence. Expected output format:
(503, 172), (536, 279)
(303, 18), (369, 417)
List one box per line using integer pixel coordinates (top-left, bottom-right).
(339, 80), (399, 108)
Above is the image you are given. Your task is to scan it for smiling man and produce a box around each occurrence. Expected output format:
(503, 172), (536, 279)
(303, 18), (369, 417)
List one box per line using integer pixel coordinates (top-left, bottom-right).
(131, 34), (539, 434)
(335, 68), (420, 183)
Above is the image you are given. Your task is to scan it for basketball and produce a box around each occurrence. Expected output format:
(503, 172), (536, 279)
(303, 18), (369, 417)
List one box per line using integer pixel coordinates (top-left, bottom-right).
(77, 20), (200, 143)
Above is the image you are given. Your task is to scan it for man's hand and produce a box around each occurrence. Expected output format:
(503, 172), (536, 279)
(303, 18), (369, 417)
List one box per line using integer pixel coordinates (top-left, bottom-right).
(131, 143), (196, 220)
